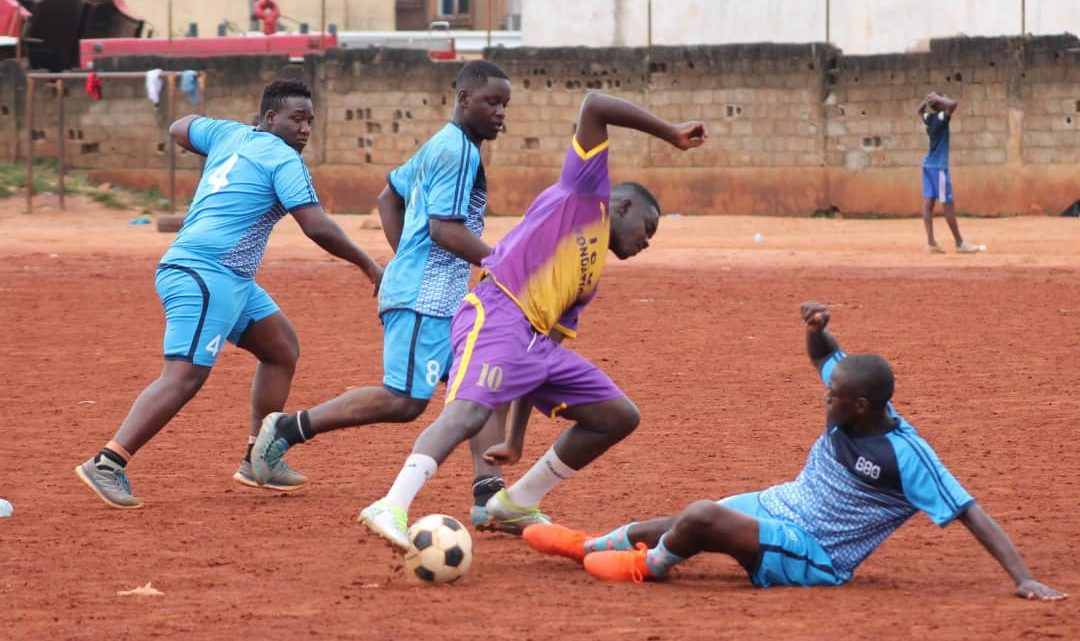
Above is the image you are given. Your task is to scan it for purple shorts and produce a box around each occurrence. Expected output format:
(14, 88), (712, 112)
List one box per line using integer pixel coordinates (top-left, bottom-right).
(445, 280), (623, 417)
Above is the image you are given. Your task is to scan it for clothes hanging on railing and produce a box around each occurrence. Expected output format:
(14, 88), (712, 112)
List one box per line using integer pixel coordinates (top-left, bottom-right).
(85, 71), (102, 100)
(145, 68), (163, 105)
(180, 70), (200, 106)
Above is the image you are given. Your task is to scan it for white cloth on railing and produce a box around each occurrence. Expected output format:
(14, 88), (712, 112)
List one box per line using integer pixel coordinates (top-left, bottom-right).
(145, 68), (163, 105)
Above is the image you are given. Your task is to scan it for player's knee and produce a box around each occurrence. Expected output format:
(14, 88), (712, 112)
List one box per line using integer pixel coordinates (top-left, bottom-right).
(386, 395), (427, 423)
(678, 500), (724, 531)
(612, 400), (641, 437)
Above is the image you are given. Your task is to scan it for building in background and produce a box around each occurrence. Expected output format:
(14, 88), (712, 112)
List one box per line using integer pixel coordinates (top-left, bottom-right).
(522, 0), (1080, 55)
(396, 0), (520, 31)
(122, 0), (396, 37)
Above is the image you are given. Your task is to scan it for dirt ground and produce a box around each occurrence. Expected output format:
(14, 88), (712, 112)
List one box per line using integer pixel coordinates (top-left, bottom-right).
(1, 196), (1078, 640)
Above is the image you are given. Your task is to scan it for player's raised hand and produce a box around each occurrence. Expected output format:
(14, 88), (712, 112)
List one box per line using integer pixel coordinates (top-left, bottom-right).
(482, 442), (522, 466)
(667, 121), (708, 150)
(1017, 579), (1068, 601)
(800, 301), (830, 332)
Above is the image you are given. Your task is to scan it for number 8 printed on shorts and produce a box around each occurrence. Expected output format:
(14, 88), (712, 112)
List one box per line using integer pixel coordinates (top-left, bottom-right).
(425, 359), (442, 387)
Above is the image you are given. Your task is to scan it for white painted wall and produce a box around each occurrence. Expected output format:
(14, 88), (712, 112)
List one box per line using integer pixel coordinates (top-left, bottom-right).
(522, 0), (1080, 53)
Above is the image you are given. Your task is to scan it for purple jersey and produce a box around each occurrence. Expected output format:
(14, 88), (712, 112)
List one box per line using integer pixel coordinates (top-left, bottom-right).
(482, 137), (611, 338)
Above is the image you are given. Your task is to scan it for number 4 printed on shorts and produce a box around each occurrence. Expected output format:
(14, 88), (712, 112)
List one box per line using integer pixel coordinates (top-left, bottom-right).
(205, 334), (222, 357)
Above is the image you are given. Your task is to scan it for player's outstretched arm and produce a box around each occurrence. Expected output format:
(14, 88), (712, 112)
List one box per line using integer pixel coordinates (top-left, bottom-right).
(574, 92), (707, 155)
(168, 115), (204, 156)
(801, 301), (840, 369)
(377, 185), (406, 253)
(292, 205), (384, 294)
(483, 398), (531, 466)
(958, 503), (1067, 601)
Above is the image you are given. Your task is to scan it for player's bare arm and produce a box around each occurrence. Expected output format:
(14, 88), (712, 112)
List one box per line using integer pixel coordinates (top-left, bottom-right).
(483, 398), (531, 465)
(575, 92), (707, 153)
(377, 185), (406, 252)
(801, 300), (839, 368)
(292, 205), (384, 293)
(957, 503), (1067, 601)
(930, 92), (959, 115)
(429, 218), (492, 267)
(168, 115), (204, 156)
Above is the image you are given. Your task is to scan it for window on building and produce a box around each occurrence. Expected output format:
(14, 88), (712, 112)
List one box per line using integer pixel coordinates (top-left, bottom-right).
(440, 0), (469, 15)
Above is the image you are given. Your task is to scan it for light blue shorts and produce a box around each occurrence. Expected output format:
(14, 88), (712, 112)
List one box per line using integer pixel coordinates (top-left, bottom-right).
(155, 263), (279, 367)
(921, 166), (954, 203)
(381, 309), (452, 400)
(718, 492), (845, 588)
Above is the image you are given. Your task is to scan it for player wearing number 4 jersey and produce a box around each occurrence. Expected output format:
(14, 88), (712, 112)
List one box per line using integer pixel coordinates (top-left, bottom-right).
(524, 302), (1065, 602)
(250, 61), (514, 526)
(75, 80), (383, 509)
(360, 92), (707, 551)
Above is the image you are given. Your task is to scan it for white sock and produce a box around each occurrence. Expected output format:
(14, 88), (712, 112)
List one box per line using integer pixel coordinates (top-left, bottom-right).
(384, 454), (438, 511)
(506, 447), (576, 507)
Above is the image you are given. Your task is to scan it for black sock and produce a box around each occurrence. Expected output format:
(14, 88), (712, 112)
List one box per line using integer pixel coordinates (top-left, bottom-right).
(244, 443), (254, 463)
(95, 447), (127, 470)
(472, 475), (505, 506)
(277, 410), (314, 447)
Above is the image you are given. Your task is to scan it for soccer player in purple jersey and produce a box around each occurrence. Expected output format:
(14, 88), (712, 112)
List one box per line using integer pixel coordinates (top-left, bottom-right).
(360, 92), (707, 550)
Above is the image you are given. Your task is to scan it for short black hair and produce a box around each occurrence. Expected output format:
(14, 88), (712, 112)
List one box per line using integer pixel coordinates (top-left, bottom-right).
(836, 354), (895, 411)
(614, 181), (662, 217)
(455, 60), (509, 91)
(259, 79), (311, 118)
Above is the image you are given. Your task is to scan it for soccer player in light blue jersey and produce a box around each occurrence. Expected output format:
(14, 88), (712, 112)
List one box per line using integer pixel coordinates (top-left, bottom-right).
(918, 91), (982, 254)
(525, 302), (1065, 601)
(75, 80), (383, 509)
(251, 61), (514, 527)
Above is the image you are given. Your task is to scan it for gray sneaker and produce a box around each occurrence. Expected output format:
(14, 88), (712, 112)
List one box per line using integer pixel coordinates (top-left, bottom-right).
(481, 489), (551, 534)
(251, 412), (292, 485)
(75, 458), (142, 509)
(233, 459), (307, 492)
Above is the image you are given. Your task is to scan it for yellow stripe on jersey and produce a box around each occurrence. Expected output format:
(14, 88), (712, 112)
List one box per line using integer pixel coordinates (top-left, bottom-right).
(446, 293), (486, 403)
(509, 217), (609, 336)
(572, 136), (610, 161)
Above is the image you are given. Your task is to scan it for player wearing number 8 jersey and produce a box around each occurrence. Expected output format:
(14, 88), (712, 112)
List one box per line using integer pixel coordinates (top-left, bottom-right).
(74, 80), (383, 509)
(359, 92), (708, 550)
(249, 62), (514, 526)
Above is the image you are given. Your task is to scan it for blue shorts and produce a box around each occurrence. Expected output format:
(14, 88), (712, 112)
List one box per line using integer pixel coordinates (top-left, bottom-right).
(381, 309), (452, 400)
(921, 166), (953, 203)
(717, 492), (845, 588)
(156, 263), (279, 367)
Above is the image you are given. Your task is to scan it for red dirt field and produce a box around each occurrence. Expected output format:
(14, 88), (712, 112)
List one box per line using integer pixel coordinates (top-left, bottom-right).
(2, 198), (1078, 640)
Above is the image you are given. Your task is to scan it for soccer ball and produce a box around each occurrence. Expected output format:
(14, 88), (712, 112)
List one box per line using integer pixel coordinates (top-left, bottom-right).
(404, 514), (473, 584)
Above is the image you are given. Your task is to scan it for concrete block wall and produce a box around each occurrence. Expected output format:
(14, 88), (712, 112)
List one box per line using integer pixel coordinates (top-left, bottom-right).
(6, 35), (1080, 216)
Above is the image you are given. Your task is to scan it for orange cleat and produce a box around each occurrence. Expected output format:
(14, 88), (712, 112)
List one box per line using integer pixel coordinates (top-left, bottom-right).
(523, 523), (590, 563)
(583, 543), (656, 583)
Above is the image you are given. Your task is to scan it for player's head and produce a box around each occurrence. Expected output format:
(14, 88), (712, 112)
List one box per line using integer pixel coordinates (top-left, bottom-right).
(258, 79), (314, 152)
(454, 60), (511, 142)
(608, 182), (660, 260)
(826, 354), (895, 426)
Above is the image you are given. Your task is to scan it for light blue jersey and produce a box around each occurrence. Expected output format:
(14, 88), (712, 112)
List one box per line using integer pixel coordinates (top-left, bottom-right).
(161, 117), (319, 278)
(757, 351), (974, 582)
(378, 122), (485, 318)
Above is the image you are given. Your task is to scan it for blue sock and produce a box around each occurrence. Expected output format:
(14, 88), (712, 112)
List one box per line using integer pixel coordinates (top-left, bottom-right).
(585, 522), (636, 553)
(644, 533), (686, 577)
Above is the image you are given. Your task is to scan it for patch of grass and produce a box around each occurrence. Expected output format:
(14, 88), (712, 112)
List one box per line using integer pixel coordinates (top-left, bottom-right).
(0, 161), (177, 212)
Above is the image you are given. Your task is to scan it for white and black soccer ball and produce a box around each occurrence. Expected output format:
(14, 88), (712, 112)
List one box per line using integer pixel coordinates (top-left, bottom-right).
(404, 514), (473, 584)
